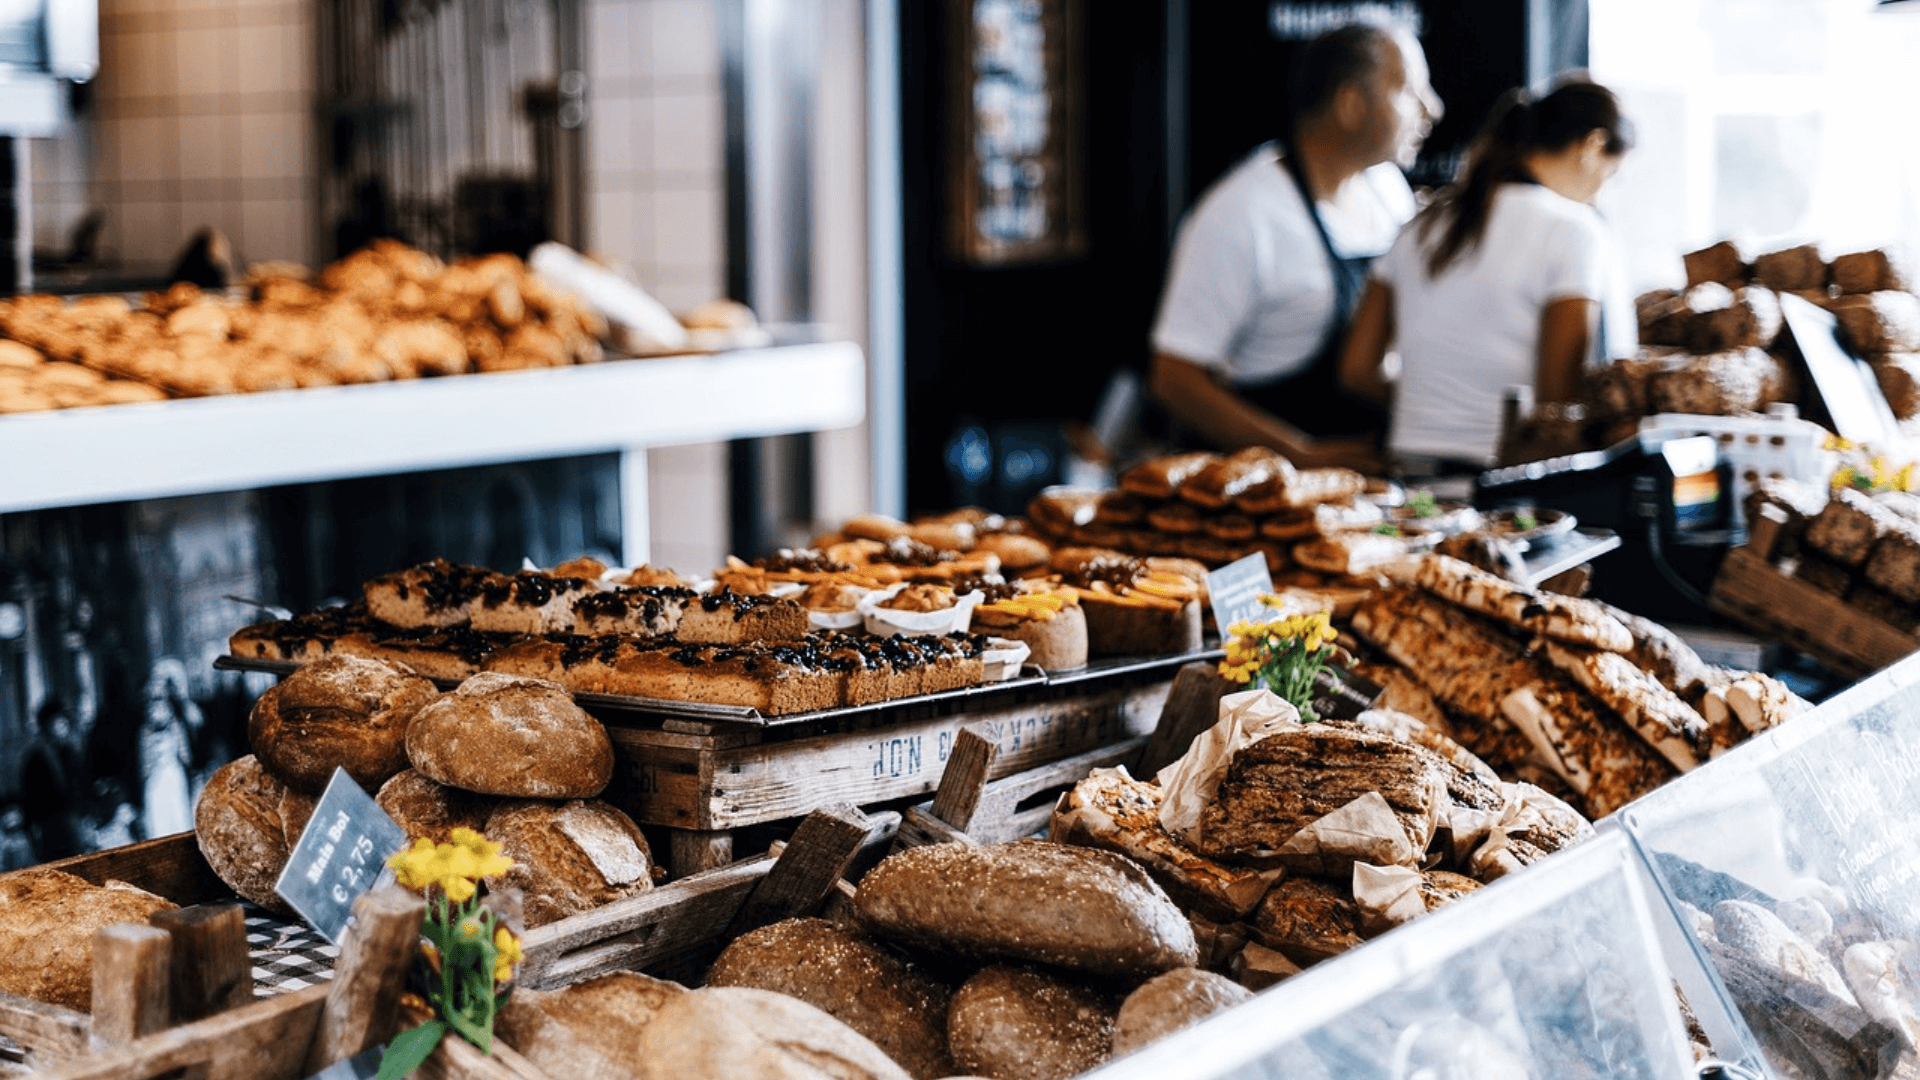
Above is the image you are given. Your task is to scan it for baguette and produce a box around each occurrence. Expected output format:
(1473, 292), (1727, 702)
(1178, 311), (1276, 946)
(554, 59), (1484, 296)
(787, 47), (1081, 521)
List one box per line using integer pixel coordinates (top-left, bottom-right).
(1538, 640), (1712, 773)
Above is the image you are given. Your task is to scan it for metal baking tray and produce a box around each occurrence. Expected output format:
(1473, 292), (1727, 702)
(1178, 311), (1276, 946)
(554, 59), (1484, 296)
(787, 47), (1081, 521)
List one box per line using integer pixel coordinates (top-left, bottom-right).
(215, 648), (1216, 728)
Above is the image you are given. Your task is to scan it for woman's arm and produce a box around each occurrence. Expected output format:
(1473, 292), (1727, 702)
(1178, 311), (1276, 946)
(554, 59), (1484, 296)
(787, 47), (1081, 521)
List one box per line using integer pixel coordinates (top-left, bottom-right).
(1536, 296), (1599, 403)
(1336, 280), (1396, 406)
(1149, 353), (1380, 470)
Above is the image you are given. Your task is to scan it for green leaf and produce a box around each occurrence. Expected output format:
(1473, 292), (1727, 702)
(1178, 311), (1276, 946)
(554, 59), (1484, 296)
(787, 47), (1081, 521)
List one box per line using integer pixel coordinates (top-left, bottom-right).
(377, 1019), (448, 1080)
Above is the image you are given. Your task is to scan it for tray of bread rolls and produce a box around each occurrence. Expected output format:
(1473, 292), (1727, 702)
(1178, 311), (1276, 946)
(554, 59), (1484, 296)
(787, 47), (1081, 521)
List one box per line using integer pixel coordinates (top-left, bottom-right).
(224, 550), (1220, 728)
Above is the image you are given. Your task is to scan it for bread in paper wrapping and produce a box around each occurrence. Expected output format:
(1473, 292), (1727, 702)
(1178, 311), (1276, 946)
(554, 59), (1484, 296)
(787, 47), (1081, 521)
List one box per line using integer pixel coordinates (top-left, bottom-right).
(1048, 767), (1281, 921)
(1153, 688), (1301, 846)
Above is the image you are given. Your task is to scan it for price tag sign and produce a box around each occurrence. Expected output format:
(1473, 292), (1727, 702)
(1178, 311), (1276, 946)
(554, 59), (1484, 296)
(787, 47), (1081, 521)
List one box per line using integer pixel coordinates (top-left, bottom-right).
(275, 768), (408, 944)
(1206, 552), (1275, 636)
(1311, 664), (1385, 721)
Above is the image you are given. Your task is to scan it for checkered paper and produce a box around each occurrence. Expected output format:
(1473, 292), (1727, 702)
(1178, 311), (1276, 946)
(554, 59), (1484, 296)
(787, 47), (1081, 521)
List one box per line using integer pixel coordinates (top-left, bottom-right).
(243, 902), (340, 997)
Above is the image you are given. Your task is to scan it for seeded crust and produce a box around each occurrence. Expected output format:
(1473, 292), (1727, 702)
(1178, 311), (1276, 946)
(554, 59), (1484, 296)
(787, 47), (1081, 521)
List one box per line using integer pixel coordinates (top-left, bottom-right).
(0, 870), (176, 1011)
(1110, 969), (1252, 1057)
(375, 769), (497, 845)
(707, 918), (956, 1080)
(855, 840), (1198, 978)
(248, 655), (438, 793)
(947, 965), (1116, 1080)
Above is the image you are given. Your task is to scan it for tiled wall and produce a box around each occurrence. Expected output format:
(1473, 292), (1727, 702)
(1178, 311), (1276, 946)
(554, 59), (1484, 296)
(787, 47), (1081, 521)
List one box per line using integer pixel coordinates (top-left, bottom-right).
(584, 0), (730, 573)
(35, 0), (318, 276)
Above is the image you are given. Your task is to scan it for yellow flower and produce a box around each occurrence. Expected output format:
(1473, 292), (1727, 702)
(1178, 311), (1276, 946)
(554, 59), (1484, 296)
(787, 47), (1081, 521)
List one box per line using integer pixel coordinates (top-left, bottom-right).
(441, 874), (477, 904)
(1898, 463), (1917, 492)
(450, 830), (515, 880)
(493, 927), (523, 984)
(457, 915), (486, 940)
(389, 838), (448, 893)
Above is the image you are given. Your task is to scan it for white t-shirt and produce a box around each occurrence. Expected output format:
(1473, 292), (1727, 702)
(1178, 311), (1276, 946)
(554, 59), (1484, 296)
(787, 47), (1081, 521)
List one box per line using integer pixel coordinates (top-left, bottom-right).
(1374, 183), (1635, 464)
(1152, 143), (1416, 384)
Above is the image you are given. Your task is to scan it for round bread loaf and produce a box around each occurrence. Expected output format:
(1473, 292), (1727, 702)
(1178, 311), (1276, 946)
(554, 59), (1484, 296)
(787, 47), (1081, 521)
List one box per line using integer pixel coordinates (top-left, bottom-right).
(194, 754), (316, 913)
(0, 869), (176, 1011)
(856, 839), (1198, 978)
(947, 965), (1115, 1080)
(407, 672), (612, 798)
(497, 970), (685, 1077)
(631, 986), (912, 1080)
(1109, 968), (1251, 1057)
(486, 799), (659, 927)
(707, 918), (955, 1080)
(376, 769), (498, 845)
(250, 655), (438, 792)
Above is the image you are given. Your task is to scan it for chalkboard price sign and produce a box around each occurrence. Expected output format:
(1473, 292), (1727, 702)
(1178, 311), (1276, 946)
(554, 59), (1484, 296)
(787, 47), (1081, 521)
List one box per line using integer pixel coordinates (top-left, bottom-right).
(274, 768), (409, 944)
(1206, 552), (1276, 636)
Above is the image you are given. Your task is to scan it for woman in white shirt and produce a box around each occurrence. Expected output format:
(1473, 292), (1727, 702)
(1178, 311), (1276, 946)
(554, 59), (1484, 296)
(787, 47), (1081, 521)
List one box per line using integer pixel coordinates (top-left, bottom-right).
(1338, 80), (1635, 470)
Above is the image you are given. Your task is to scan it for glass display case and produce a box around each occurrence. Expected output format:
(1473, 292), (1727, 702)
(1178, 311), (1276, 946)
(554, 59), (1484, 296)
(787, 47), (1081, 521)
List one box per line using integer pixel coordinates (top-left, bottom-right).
(1622, 656), (1920, 1080)
(1087, 830), (1698, 1080)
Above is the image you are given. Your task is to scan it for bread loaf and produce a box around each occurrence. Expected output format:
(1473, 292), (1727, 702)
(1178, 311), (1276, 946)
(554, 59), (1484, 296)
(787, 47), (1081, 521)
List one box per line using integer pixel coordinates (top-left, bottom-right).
(1834, 291), (1920, 353)
(1684, 241), (1748, 288)
(1870, 353), (1920, 420)
(375, 769), (497, 844)
(1249, 876), (1363, 966)
(1197, 725), (1447, 872)
(194, 754), (317, 912)
(855, 840), (1198, 978)
(706, 918), (955, 1080)
(1805, 487), (1894, 567)
(1109, 968), (1252, 1057)
(631, 986), (912, 1080)
(486, 799), (660, 927)
(496, 971), (685, 1079)
(1752, 244), (1826, 293)
(946, 965), (1115, 1080)
(406, 672), (613, 798)
(248, 655), (437, 792)
(1830, 250), (1905, 295)
(0, 869), (176, 1011)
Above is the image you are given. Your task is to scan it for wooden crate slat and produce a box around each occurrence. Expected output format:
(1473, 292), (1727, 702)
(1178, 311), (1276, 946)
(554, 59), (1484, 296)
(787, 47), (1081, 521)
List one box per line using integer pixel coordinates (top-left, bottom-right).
(611, 679), (1168, 831)
(38, 833), (227, 906)
(1710, 548), (1919, 678)
(0, 994), (89, 1066)
(25, 983), (329, 1080)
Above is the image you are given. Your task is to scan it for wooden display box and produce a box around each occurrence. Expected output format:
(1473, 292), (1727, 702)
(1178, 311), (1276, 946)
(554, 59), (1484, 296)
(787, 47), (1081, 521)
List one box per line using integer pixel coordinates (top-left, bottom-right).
(1708, 506), (1920, 679)
(603, 662), (1179, 875)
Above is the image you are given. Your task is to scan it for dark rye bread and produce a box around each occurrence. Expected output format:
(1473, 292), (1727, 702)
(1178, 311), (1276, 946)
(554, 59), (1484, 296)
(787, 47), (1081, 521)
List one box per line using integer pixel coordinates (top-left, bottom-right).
(406, 672), (613, 798)
(1110, 969), (1252, 1057)
(487, 799), (661, 928)
(248, 655), (438, 792)
(946, 965), (1116, 1080)
(1196, 725), (1448, 871)
(707, 918), (955, 1080)
(1250, 876), (1363, 966)
(855, 840), (1198, 978)
(0, 869), (176, 1011)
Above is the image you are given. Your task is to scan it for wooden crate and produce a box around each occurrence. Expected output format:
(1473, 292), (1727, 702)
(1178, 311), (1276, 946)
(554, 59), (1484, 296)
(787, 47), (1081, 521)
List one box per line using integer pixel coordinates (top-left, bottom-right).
(10, 803), (894, 1079)
(1709, 506), (1920, 680)
(605, 666), (1177, 875)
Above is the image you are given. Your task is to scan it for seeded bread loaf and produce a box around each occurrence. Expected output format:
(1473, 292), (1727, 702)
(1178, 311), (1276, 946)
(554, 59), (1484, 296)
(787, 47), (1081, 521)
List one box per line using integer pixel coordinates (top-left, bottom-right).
(631, 986), (913, 1080)
(946, 965), (1116, 1080)
(496, 971), (685, 1080)
(375, 769), (497, 845)
(707, 918), (955, 1080)
(855, 840), (1198, 978)
(1109, 969), (1252, 1057)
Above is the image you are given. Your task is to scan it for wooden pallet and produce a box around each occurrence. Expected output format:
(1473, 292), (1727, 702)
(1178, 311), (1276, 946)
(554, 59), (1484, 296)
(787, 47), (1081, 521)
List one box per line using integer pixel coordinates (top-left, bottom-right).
(1708, 505), (1920, 680)
(606, 665), (1178, 875)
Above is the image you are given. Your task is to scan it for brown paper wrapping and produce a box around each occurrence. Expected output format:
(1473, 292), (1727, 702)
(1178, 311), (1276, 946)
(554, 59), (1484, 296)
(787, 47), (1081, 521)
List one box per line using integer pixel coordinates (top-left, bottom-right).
(1156, 688), (1301, 845)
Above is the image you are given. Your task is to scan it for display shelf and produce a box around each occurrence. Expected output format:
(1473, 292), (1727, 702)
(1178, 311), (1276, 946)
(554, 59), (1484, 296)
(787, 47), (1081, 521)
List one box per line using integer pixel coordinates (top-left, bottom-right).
(1086, 830), (1698, 1080)
(0, 340), (866, 565)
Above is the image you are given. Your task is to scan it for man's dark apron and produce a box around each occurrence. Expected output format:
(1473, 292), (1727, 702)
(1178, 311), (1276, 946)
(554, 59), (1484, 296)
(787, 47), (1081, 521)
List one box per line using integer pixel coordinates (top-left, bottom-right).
(1237, 147), (1387, 439)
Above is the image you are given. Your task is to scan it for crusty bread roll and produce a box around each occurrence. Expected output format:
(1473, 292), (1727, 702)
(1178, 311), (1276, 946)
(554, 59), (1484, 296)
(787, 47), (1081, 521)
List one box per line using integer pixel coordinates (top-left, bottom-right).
(707, 918), (955, 1080)
(248, 655), (438, 792)
(974, 532), (1051, 573)
(194, 754), (317, 913)
(496, 971), (685, 1079)
(946, 965), (1115, 1080)
(375, 769), (497, 844)
(856, 840), (1198, 978)
(631, 986), (912, 1080)
(486, 799), (659, 927)
(0, 869), (176, 1011)
(406, 672), (612, 798)
(1110, 968), (1252, 1056)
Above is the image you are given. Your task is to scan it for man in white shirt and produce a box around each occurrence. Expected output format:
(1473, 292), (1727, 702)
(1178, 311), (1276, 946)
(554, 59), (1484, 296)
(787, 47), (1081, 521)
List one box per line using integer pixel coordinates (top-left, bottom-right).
(1149, 20), (1441, 468)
